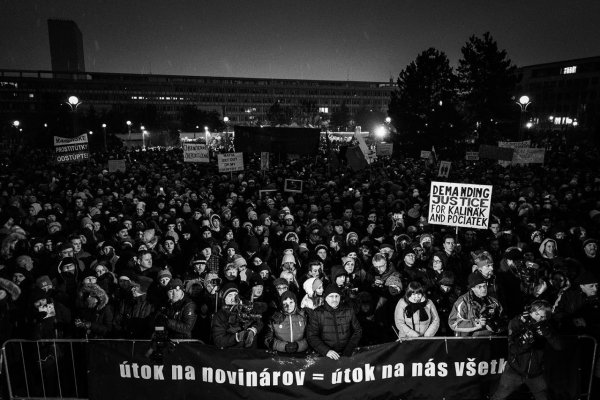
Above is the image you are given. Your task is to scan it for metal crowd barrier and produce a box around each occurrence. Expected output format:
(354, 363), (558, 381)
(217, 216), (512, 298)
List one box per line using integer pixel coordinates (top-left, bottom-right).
(1, 336), (597, 400)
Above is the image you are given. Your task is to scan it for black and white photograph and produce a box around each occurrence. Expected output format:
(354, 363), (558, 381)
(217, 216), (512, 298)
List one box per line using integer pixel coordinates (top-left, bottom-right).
(1, 1), (600, 399)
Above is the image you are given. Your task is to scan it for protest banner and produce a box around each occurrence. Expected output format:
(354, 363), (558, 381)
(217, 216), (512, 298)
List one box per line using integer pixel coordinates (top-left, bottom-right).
(284, 179), (303, 193)
(498, 140), (531, 166)
(478, 145), (514, 161)
(217, 152), (244, 173)
(81, 336), (590, 400)
(376, 142), (393, 156)
(53, 133), (89, 163)
(511, 148), (545, 164)
(438, 161), (451, 178)
(108, 159), (126, 172)
(183, 143), (209, 163)
(428, 181), (493, 229)
(260, 152), (270, 170)
(420, 150), (431, 159)
(465, 151), (479, 161)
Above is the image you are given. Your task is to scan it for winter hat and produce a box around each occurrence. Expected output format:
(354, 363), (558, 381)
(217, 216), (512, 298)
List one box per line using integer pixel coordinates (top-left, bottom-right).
(505, 248), (523, 261)
(166, 278), (183, 291)
(372, 226), (385, 239)
(47, 221), (62, 232)
(341, 257), (353, 267)
(583, 238), (597, 248)
(403, 247), (416, 258)
(386, 275), (402, 288)
(346, 232), (359, 244)
(303, 277), (317, 296)
(257, 263), (272, 275)
(323, 284), (341, 298)
(312, 278), (323, 293)
(35, 275), (53, 291)
(157, 269), (172, 280)
(468, 272), (487, 289)
(298, 243), (309, 254)
(225, 241), (239, 252)
(133, 276), (153, 294)
(330, 265), (346, 282)
(232, 254), (247, 269)
(280, 290), (297, 308)
(272, 278), (289, 288)
(575, 271), (598, 286)
(281, 254), (296, 265)
(248, 274), (263, 288)
(284, 232), (300, 242)
(419, 234), (433, 246)
(29, 287), (48, 304)
(0, 277), (21, 301)
(221, 282), (239, 299)
(438, 271), (455, 286)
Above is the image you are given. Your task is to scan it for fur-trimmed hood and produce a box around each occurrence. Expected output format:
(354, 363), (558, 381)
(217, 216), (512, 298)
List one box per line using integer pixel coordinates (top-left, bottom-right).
(0, 277), (21, 301)
(78, 283), (109, 310)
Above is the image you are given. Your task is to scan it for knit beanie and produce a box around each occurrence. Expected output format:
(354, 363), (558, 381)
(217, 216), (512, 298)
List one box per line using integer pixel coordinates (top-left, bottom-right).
(232, 254), (247, 269)
(35, 275), (53, 291)
(468, 272), (487, 289)
(323, 284), (341, 298)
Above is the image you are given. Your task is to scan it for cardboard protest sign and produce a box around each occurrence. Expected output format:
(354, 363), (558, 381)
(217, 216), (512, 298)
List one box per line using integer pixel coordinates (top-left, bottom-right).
(217, 152), (244, 173)
(183, 143), (209, 163)
(428, 181), (493, 229)
(108, 159), (126, 172)
(420, 150), (431, 159)
(512, 148), (545, 164)
(376, 143), (393, 156)
(465, 152), (479, 161)
(438, 161), (451, 178)
(284, 179), (303, 193)
(54, 134), (90, 163)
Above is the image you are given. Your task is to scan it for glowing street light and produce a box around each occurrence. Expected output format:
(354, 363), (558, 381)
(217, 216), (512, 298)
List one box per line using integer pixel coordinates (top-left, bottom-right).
(374, 125), (387, 139)
(67, 95), (82, 111)
(142, 130), (148, 148)
(102, 123), (108, 152)
(12, 120), (20, 128)
(516, 95), (532, 139)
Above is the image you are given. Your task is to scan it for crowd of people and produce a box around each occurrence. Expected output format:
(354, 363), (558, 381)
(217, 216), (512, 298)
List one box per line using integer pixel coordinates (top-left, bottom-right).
(0, 135), (599, 395)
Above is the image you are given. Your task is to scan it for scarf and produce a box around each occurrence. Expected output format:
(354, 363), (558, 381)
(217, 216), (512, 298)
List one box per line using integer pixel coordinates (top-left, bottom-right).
(404, 299), (429, 321)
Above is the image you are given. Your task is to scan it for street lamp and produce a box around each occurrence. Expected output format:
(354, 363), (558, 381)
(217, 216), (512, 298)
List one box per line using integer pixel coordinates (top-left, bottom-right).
(374, 125), (387, 139)
(516, 95), (531, 140)
(204, 126), (210, 144)
(142, 130), (148, 148)
(126, 120), (132, 145)
(12, 120), (20, 128)
(66, 95), (82, 136)
(385, 117), (391, 124)
(102, 123), (107, 152)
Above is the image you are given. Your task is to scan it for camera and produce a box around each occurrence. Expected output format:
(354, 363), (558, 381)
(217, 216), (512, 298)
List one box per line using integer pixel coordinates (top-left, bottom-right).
(515, 315), (549, 346)
(515, 261), (538, 285)
(145, 326), (175, 364)
(478, 304), (503, 333)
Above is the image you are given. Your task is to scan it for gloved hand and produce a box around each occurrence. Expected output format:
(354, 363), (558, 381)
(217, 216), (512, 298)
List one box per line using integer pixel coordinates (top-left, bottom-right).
(236, 330), (249, 343)
(244, 328), (256, 348)
(285, 342), (299, 353)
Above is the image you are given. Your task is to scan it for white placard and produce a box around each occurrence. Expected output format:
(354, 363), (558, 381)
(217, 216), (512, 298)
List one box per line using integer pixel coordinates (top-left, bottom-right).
(217, 152), (244, 173)
(183, 143), (209, 163)
(428, 181), (493, 229)
(438, 161), (451, 178)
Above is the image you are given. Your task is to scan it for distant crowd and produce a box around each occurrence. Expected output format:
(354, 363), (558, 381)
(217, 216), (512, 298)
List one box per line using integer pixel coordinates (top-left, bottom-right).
(0, 136), (599, 366)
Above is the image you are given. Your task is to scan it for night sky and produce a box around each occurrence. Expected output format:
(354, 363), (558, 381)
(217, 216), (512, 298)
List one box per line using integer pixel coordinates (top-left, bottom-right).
(2, 0), (600, 81)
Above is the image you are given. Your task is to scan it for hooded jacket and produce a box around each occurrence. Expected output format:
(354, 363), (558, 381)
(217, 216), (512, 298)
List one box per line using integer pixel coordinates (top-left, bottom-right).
(264, 291), (309, 353)
(306, 300), (362, 357)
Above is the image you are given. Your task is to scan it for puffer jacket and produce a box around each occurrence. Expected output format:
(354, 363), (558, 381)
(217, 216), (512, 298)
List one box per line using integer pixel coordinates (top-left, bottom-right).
(265, 310), (308, 352)
(448, 291), (502, 336)
(164, 296), (197, 339)
(394, 298), (440, 338)
(506, 314), (562, 377)
(307, 302), (362, 356)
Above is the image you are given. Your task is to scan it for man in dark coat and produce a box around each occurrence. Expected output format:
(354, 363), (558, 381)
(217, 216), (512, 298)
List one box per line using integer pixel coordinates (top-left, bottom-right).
(307, 284), (362, 360)
(155, 279), (197, 339)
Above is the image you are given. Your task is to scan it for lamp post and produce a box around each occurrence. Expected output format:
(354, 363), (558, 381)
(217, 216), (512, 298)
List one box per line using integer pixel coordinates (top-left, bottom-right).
(102, 123), (107, 152)
(126, 120), (132, 146)
(66, 96), (82, 137)
(142, 127), (147, 149)
(516, 95), (531, 140)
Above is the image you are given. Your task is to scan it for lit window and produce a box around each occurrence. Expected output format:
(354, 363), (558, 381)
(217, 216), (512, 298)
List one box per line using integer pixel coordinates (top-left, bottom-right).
(562, 66), (577, 74)
(29, 93), (35, 98)
(319, 107), (329, 113)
